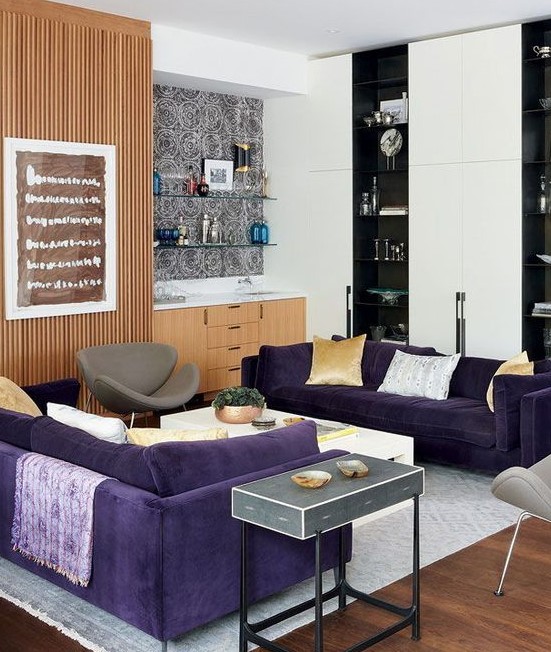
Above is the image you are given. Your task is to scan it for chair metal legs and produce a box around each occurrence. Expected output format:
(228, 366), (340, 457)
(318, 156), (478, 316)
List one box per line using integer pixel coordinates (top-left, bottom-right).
(494, 511), (551, 596)
(129, 412), (136, 428)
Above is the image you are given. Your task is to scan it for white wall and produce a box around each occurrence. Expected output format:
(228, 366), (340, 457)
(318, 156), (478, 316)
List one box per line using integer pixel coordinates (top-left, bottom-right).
(264, 55), (353, 339)
(152, 24), (308, 98)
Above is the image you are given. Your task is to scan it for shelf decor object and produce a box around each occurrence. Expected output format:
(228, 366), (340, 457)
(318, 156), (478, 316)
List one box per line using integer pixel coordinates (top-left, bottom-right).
(203, 159), (233, 192)
(366, 288), (409, 305)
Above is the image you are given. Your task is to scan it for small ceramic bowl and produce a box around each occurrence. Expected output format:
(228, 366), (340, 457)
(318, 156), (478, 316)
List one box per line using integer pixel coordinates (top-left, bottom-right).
(336, 460), (369, 478)
(291, 470), (332, 489)
(540, 98), (551, 110)
(283, 417), (305, 426)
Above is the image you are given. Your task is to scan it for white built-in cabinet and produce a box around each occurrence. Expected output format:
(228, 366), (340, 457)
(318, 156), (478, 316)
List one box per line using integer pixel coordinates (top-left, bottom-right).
(264, 55), (353, 339)
(408, 25), (522, 358)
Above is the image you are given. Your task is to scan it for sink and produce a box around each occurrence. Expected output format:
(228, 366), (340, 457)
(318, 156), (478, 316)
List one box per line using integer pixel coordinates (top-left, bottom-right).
(240, 290), (280, 295)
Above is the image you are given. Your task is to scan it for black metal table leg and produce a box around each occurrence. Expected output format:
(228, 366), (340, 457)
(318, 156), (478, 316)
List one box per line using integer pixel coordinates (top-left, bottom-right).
(338, 526), (347, 610)
(315, 530), (324, 652)
(412, 493), (420, 640)
(240, 521), (248, 652)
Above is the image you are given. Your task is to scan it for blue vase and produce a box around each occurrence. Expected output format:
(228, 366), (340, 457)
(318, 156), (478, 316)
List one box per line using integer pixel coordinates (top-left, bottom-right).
(250, 221), (262, 244)
(153, 167), (162, 195)
(260, 220), (269, 244)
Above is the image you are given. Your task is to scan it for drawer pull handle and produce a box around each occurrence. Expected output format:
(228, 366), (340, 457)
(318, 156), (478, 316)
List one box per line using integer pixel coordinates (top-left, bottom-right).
(228, 346), (241, 351)
(228, 367), (240, 372)
(228, 305), (241, 309)
(203, 309), (208, 325)
(228, 325), (241, 330)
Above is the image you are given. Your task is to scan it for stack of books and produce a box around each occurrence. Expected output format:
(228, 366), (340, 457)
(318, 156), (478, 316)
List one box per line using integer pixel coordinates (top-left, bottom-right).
(532, 302), (551, 317)
(314, 422), (359, 442)
(379, 206), (408, 216)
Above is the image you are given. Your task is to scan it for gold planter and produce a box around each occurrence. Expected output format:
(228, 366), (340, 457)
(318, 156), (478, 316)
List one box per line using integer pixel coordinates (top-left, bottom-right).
(214, 405), (263, 424)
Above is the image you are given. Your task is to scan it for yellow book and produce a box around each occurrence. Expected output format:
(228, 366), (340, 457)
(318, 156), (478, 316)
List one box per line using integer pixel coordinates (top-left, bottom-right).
(316, 424), (359, 443)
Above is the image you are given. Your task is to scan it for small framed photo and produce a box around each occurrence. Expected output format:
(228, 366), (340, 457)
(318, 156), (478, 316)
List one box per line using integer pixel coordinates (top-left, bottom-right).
(203, 159), (234, 191)
(379, 98), (407, 124)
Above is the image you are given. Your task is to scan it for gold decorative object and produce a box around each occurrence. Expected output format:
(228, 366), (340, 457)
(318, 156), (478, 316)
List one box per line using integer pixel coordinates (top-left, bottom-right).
(291, 470), (332, 489)
(215, 405), (263, 424)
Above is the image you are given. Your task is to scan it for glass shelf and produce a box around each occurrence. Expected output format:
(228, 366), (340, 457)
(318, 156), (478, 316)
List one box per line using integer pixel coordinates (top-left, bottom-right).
(354, 301), (408, 309)
(154, 193), (276, 201)
(354, 122), (409, 131)
(353, 76), (408, 88)
(155, 243), (277, 249)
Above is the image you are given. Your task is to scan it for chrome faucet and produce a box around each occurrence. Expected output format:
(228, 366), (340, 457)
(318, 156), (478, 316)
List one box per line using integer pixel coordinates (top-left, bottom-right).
(238, 276), (253, 288)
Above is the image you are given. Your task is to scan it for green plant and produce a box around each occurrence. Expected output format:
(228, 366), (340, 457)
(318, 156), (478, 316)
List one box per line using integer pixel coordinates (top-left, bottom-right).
(211, 386), (265, 410)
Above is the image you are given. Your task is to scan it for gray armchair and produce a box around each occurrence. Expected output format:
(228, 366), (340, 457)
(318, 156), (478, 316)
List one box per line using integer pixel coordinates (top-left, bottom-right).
(76, 343), (200, 426)
(491, 454), (551, 595)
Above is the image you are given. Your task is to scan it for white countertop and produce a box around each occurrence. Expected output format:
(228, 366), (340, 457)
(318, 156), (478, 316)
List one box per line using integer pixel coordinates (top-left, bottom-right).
(154, 290), (306, 310)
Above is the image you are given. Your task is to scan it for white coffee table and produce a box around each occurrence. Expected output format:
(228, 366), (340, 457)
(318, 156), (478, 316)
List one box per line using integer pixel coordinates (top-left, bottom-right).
(161, 407), (413, 465)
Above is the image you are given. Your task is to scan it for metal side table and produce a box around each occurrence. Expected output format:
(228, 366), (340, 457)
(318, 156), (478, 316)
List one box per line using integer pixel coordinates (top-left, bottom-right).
(232, 453), (424, 652)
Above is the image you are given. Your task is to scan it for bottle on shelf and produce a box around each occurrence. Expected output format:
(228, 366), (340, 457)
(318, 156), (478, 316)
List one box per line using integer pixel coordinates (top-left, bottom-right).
(153, 167), (162, 196)
(202, 214), (211, 243)
(370, 176), (380, 215)
(359, 192), (372, 216)
(185, 165), (197, 195)
(210, 216), (221, 244)
(539, 174), (548, 214)
(260, 219), (269, 244)
(183, 227), (189, 246)
(250, 220), (262, 244)
(197, 173), (209, 197)
(178, 223), (187, 246)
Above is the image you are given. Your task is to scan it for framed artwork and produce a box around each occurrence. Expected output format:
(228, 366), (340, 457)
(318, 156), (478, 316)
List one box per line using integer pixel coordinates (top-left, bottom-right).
(3, 137), (117, 320)
(379, 98), (408, 124)
(203, 159), (234, 191)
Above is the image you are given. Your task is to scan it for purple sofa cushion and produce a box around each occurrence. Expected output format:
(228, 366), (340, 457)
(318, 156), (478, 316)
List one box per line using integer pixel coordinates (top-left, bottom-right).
(449, 356), (502, 401)
(264, 384), (496, 448)
(0, 408), (36, 450)
(22, 378), (80, 414)
(143, 420), (320, 497)
(256, 343), (314, 394)
(30, 415), (157, 493)
(534, 358), (551, 374)
(493, 372), (551, 451)
(362, 341), (438, 386)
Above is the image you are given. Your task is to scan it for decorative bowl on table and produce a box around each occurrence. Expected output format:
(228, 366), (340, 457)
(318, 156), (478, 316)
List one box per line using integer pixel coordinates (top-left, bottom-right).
(366, 288), (409, 305)
(336, 460), (369, 478)
(215, 405), (263, 424)
(291, 470), (332, 489)
(211, 386), (266, 424)
(283, 416), (305, 426)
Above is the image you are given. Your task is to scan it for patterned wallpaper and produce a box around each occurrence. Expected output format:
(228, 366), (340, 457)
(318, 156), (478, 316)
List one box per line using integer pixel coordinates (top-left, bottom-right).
(153, 85), (265, 281)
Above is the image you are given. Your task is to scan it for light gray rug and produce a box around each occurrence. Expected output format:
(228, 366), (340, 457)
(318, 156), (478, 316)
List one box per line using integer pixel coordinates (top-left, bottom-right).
(0, 463), (520, 652)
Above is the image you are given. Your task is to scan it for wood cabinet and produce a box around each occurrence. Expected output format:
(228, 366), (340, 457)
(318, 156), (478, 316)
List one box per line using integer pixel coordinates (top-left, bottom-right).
(153, 297), (306, 396)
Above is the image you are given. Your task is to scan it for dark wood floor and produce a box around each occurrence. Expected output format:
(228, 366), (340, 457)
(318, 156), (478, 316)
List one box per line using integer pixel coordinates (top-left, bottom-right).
(1, 519), (550, 651)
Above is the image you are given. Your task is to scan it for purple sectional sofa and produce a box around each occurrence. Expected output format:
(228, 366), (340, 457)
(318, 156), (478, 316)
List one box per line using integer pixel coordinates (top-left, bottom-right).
(0, 381), (350, 644)
(241, 340), (551, 474)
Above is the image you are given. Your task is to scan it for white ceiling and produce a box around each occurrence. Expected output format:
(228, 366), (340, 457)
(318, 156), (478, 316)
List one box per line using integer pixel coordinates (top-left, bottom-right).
(55, 0), (551, 57)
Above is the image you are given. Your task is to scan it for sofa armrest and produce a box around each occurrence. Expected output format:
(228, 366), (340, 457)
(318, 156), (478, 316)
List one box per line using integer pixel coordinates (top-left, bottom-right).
(520, 385), (551, 466)
(22, 378), (80, 414)
(241, 354), (259, 388)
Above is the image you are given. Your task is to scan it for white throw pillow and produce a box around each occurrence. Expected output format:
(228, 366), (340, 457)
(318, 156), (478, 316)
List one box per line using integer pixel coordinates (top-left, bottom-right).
(47, 402), (127, 444)
(377, 350), (460, 401)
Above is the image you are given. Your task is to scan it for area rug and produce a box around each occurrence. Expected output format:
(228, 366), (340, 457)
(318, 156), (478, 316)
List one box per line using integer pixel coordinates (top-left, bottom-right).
(0, 463), (520, 652)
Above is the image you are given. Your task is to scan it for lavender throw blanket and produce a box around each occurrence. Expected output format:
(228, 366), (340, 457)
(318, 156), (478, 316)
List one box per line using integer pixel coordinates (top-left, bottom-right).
(11, 452), (110, 587)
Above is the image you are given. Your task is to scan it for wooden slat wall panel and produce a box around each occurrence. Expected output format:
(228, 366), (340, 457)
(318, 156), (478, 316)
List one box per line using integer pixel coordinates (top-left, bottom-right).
(0, 1), (152, 398)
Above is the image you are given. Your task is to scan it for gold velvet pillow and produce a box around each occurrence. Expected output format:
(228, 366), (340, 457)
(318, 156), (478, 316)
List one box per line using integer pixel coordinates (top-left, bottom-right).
(306, 334), (366, 386)
(0, 377), (41, 416)
(486, 351), (534, 412)
(127, 427), (228, 446)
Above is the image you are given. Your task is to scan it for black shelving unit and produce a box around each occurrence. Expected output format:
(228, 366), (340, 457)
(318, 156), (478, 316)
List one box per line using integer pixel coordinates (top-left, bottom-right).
(522, 20), (551, 359)
(352, 45), (409, 341)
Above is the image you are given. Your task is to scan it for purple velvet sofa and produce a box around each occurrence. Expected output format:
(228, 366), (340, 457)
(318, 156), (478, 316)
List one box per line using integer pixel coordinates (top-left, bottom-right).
(241, 340), (551, 474)
(0, 381), (350, 644)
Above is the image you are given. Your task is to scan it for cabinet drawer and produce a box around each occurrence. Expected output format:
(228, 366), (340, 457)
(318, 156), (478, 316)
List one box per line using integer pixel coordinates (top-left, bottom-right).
(207, 302), (259, 327)
(207, 342), (259, 370)
(207, 322), (259, 349)
(207, 366), (242, 392)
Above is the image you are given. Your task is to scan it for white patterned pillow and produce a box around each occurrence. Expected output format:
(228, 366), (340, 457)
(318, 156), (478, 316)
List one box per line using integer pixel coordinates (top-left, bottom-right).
(377, 351), (460, 400)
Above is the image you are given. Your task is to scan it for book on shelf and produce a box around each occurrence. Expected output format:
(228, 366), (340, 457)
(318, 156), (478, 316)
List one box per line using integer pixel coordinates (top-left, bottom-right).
(314, 422), (359, 442)
(379, 206), (408, 215)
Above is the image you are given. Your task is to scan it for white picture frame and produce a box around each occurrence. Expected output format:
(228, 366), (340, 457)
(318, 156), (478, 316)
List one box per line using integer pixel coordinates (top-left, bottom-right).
(379, 98), (408, 124)
(3, 137), (117, 320)
(204, 159), (234, 191)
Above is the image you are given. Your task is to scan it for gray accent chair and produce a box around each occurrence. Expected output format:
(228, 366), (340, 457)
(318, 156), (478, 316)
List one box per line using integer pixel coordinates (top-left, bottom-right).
(76, 343), (200, 426)
(491, 455), (551, 595)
